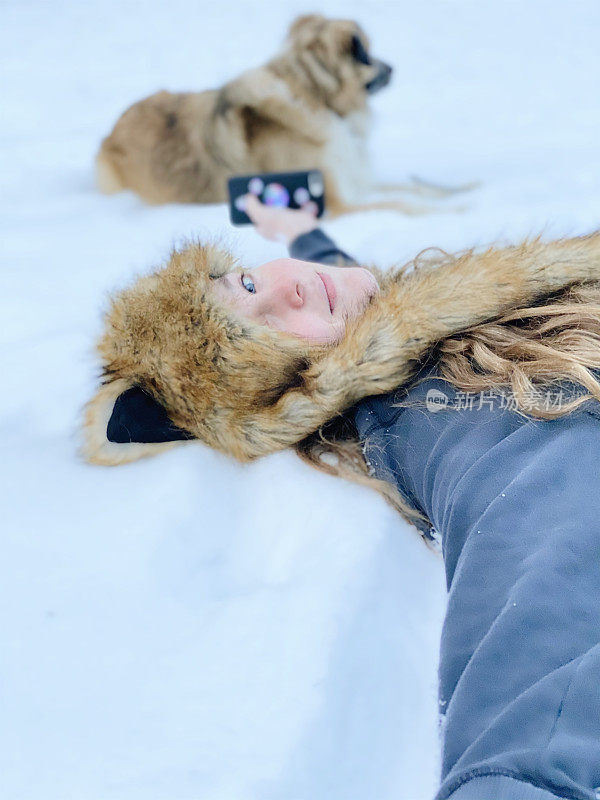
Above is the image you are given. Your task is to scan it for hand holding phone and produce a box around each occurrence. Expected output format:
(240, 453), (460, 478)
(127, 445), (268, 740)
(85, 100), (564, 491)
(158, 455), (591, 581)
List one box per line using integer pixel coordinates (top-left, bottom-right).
(242, 194), (319, 245)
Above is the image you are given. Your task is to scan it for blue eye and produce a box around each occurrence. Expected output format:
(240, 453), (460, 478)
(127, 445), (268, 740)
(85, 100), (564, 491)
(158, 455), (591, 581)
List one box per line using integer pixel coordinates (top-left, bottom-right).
(241, 273), (256, 294)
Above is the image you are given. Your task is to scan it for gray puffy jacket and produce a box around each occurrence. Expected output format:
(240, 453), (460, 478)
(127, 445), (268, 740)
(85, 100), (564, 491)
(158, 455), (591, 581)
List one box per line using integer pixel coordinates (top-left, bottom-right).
(293, 229), (600, 800)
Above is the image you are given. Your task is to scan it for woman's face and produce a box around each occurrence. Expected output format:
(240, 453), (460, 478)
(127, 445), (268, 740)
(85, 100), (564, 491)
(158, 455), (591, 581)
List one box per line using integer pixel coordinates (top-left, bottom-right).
(212, 258), (379, 342)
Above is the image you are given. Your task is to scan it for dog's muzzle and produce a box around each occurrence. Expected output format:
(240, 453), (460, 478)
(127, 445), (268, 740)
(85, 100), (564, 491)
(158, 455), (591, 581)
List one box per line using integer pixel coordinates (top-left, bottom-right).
(366, 60), (393, 94)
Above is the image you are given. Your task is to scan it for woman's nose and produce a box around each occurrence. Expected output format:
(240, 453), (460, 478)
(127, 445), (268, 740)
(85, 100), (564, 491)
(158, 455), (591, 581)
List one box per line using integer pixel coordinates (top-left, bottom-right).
(271, 275), (304, 309)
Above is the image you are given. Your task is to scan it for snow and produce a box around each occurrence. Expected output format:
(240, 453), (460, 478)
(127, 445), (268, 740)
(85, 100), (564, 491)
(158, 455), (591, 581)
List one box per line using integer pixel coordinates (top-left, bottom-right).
(1, 1), (599, 798)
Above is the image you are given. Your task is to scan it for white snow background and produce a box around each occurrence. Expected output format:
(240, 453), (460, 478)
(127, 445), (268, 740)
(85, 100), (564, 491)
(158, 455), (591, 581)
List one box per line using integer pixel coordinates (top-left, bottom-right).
(1, 1), (599, 798)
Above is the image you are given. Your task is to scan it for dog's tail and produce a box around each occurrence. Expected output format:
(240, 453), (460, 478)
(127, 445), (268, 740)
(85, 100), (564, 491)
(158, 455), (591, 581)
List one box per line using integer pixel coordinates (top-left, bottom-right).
(96, 142), (124, 194)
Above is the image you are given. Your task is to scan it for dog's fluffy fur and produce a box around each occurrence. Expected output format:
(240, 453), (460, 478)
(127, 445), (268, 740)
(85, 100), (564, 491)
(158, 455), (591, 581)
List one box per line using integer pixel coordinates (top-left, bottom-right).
(95, 14), (418, 215)
(83, 232), (600, 465)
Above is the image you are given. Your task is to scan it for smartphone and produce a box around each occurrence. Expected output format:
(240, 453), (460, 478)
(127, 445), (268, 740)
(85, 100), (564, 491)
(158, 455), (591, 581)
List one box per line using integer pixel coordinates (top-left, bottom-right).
(227, 169), (326, 225)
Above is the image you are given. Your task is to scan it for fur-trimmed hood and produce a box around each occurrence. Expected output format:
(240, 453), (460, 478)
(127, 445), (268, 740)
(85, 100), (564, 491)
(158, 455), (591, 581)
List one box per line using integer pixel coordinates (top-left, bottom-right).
(84, 241), (322, 464)
(83, 232), (600, 466)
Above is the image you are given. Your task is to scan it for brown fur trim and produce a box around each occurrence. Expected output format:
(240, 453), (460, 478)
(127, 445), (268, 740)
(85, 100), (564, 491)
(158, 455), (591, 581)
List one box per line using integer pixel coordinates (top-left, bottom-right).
(83, 232), (600, 466)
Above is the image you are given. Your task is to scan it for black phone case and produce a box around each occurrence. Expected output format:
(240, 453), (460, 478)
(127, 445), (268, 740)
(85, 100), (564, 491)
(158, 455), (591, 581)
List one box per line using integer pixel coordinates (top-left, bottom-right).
(227, 170), (326, 225)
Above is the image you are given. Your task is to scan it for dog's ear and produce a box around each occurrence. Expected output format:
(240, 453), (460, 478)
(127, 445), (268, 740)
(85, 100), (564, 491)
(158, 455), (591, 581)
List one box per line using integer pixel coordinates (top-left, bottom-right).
(81, 377), (193, 466)
(287, 14), (325, 43)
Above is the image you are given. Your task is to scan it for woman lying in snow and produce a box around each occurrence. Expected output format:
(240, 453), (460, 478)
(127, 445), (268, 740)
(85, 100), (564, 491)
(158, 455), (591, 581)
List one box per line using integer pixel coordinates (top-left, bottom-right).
(84, 197), (600, 800)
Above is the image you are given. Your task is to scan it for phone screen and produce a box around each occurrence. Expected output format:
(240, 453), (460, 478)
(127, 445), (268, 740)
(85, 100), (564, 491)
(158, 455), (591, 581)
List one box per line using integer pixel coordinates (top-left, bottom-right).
(227, 170), (325, 225)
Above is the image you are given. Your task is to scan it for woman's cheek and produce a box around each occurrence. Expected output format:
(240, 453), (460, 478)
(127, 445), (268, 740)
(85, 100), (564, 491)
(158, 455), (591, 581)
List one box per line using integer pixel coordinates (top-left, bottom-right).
(299, 317), (341, 343)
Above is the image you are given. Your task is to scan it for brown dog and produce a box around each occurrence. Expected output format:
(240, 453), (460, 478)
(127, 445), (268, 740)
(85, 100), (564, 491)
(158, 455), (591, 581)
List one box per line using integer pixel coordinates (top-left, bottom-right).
(96, 14), (431, 216)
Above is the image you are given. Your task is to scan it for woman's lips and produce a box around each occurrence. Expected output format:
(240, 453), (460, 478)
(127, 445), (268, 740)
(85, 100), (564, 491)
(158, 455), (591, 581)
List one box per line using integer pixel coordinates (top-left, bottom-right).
(317, 272), (336, 314)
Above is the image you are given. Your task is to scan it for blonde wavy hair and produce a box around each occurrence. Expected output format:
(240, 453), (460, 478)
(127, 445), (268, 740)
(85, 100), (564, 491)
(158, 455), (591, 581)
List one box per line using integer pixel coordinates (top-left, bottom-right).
(296, 282), (600, 530)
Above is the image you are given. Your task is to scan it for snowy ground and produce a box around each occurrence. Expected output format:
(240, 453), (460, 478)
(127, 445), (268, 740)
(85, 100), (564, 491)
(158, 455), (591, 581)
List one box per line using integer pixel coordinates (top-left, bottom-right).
(1, 1), (599, 798)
